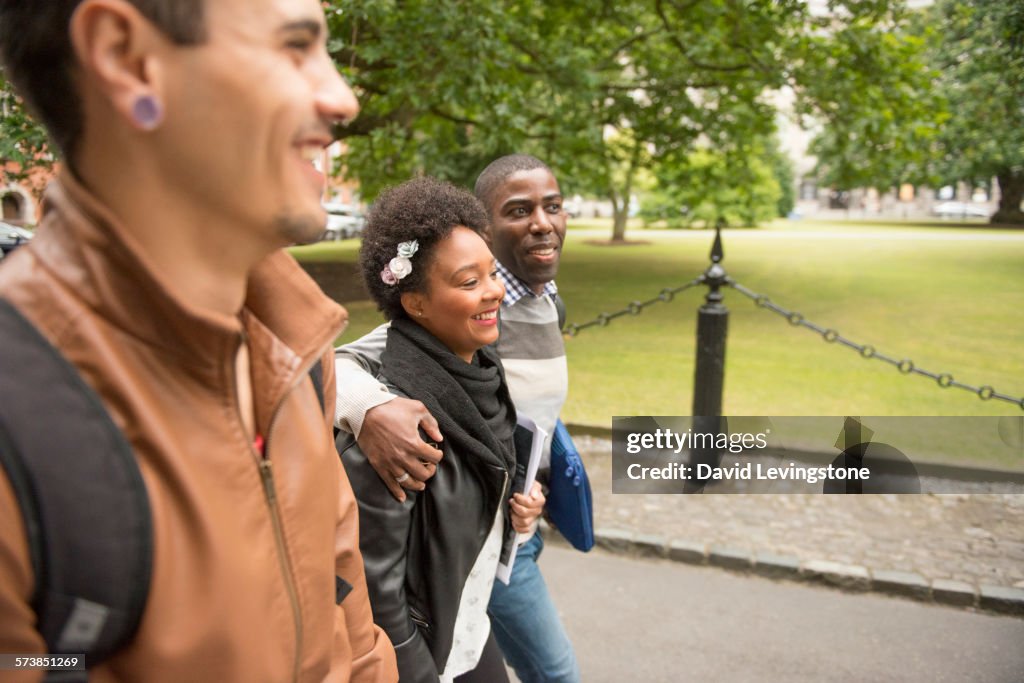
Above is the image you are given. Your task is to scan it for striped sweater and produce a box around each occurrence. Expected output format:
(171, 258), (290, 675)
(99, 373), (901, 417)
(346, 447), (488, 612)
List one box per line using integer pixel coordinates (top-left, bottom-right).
(494, 283), (567, 471)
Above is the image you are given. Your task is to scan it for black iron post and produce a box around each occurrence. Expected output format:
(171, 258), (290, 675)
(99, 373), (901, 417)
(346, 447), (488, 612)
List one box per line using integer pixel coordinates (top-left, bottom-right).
(693, 223), (729, 415)
(688, 223), (728, 492)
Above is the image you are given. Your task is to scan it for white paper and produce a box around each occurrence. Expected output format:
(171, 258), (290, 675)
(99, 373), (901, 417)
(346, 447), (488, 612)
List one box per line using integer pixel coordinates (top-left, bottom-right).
(495, 413), (547, 585)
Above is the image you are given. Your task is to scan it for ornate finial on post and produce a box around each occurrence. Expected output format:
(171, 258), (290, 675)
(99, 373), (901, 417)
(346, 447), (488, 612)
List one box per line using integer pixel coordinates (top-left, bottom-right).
(702, 220), (728, 301)
(689, 225), (730, 492)
(710, 218), (724, 264)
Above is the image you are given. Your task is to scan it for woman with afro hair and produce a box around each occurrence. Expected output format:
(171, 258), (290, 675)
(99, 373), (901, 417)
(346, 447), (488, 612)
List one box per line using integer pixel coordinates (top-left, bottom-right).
(338, 177), (545, 683)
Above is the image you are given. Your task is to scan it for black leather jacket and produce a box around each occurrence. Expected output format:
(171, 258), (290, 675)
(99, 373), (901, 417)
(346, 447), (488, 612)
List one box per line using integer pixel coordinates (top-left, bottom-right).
(338, 392), (514, 683)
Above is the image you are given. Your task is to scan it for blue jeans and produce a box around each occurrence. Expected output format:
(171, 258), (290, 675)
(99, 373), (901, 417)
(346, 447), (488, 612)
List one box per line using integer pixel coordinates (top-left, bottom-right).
(487, 532), (580, 683)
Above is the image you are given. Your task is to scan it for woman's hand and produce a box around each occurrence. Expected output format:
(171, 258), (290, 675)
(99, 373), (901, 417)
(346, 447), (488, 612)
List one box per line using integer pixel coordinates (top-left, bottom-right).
(509, 481), (545, 534)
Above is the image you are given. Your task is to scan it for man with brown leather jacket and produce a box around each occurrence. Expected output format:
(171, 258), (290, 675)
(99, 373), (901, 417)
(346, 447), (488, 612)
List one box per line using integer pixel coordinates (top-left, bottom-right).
(0, 0), (397, 680)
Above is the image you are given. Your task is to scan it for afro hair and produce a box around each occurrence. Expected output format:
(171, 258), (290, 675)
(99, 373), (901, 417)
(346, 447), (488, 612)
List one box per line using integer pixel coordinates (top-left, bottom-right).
(359, 176), (490, 320)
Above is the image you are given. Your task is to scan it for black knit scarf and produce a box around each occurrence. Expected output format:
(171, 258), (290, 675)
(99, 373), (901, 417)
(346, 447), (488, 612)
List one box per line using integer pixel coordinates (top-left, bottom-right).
(381, 317), (516, 483)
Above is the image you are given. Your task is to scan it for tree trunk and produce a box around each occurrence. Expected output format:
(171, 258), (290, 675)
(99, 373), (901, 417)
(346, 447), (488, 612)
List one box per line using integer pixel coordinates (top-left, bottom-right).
(992, 169), (1024, 225)
(609, 143), (642, 242)
(611, 205), (629, 242)
(608, 188), (623, 241)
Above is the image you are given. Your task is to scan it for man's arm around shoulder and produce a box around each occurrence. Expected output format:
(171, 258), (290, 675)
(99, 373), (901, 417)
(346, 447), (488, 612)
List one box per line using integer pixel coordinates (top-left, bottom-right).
(334, 325), (443, 502)
(334, 323), (392, 436)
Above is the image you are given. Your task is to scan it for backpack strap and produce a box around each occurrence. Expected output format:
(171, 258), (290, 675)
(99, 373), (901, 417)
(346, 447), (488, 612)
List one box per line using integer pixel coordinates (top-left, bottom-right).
(552, 292), (567, 331)
(0, 299), (152, 678)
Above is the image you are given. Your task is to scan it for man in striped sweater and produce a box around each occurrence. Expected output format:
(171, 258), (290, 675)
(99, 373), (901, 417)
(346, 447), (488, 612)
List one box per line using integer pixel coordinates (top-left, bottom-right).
(335, 155), (580, 682)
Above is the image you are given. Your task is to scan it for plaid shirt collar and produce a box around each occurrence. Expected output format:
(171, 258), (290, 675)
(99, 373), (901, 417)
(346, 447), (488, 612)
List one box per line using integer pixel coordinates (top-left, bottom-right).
(496, 261), (558, 307)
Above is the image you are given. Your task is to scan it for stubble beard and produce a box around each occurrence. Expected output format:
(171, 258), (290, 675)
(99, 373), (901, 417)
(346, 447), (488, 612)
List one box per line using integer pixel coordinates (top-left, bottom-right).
(274, 211), (325, 246)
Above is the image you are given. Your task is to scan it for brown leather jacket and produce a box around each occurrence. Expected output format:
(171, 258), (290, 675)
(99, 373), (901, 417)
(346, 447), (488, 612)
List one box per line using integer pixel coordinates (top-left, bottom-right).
(0, 174), (397, 682)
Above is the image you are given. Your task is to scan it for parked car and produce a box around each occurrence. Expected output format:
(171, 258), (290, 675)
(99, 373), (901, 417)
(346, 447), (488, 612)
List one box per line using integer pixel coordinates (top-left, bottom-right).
(931, 201), (989, 219)
(0, 222), (33, 256)
(322, 202), (365, 240)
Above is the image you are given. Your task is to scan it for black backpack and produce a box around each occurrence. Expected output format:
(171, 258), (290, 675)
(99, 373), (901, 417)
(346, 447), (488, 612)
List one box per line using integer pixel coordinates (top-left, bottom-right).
(0, 298), (324, 681)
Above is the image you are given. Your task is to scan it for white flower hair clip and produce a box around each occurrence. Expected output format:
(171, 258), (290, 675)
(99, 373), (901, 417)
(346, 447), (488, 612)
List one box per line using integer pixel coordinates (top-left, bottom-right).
(381, 240), (419, 286)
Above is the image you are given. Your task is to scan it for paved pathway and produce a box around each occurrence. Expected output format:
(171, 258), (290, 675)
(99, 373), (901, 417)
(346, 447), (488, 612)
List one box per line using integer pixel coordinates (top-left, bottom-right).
(535, 545), (1024, 683)
(572, 436), (1024, 607)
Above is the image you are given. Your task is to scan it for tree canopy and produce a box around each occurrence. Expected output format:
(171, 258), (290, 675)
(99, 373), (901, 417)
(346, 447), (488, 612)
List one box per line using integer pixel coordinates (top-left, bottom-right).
(4, 1), (1006, 230)
(810, 0), (1024, 224)
(0, 70), (51, 187)
(932, 0), (1024, 223)
(328, 0), (929, 237)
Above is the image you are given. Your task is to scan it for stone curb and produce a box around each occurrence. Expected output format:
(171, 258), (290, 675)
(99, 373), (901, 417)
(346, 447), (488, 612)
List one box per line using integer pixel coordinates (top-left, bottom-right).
(551, 527), (1024, 617)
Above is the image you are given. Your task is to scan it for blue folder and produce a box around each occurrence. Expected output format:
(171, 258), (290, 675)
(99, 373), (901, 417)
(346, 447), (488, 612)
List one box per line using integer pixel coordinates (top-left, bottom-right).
(547, 419), (594, 552)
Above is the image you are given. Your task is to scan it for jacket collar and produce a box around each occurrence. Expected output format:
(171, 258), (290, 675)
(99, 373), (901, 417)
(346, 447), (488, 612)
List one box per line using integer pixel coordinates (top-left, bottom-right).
(32, 172), (347, 393)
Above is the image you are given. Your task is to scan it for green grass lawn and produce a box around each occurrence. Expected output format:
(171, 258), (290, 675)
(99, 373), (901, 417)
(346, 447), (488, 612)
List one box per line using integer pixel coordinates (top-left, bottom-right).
(290, 238), (363, 262)
(291, 219), (1024, 468)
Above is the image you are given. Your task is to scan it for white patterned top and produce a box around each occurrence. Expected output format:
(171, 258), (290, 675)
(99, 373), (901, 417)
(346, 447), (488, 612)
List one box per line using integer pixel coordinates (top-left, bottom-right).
(438, 507), (504, 682)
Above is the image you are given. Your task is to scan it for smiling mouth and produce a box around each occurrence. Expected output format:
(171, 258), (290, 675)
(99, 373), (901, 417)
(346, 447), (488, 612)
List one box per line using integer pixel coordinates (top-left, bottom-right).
(296, 144), (329, 196)
(472, 310), (498, 321)
(298, 144), (324, 164)
(528, 245), (557, 257)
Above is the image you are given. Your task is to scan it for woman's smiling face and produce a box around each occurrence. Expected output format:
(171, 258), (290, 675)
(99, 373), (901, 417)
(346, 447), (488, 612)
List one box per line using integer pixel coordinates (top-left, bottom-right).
(402, 226), (505, 362)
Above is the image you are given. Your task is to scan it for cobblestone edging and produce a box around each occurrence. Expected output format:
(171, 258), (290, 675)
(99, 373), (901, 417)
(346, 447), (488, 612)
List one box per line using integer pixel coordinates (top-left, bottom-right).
(545, 527), (1024, 617)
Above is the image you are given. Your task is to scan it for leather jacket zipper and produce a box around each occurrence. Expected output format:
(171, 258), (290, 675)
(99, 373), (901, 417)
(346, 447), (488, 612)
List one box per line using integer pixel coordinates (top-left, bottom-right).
(258, 350), (337, 682)
(258, 455), (304, 682)
(408, 605), (431, 632)
(232, 333), (304, 683)
(234, 319), (342, 681)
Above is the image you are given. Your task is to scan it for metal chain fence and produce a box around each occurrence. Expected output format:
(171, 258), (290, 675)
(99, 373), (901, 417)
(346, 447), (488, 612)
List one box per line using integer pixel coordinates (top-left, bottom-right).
(557, 265), (1023, 411)
(727, 279), (1024, 411)
(562, 277), (703, 337)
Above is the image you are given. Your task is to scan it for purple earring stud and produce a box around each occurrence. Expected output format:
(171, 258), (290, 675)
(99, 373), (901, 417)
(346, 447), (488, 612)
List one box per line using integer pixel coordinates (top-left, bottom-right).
(131, 95), (163, 131)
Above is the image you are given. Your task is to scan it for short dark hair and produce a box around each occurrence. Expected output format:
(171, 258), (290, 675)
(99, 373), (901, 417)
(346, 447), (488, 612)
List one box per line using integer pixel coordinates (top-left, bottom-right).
(473, 154), (552, 211)
(0, 1), (206, 166)
(360, 177), (490, 321)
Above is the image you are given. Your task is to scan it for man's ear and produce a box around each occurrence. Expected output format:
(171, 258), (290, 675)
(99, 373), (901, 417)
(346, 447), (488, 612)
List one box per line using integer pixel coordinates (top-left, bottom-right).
(480, 222), (494, 248)
(400, 291), (427, 319)
(69, 0), (169, 131)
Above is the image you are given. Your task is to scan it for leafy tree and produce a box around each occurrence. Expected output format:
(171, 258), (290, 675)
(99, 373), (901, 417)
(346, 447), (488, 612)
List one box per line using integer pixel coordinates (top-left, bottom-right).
(804, 5), (945, 194)
(0, 70), (52, 193)
(768, 140), (796, 218)
(810, 0), (1024, 224)
(327, 0), (918, 239)
(1, 0), (926, 236)
(324, 1), (601, 199)
(644, 133), (785, 229)
(932, 0), (1024, 223)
